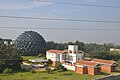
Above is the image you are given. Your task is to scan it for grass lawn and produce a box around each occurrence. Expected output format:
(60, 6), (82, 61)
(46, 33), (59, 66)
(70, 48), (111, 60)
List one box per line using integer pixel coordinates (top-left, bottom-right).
(22, 56), (40, 60)
(0, 70), (103, 80)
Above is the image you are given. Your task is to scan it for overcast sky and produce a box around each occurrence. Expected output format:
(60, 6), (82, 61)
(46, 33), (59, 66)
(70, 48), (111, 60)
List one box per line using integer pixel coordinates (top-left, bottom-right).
(0, 0), (120, 44)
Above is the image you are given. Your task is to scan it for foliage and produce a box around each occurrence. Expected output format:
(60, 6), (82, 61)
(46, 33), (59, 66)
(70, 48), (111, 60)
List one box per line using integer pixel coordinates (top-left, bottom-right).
(38, 54), (43, 57)
(109, 52), (120, 61)
(46, 40), (85, 51)
(93, 51), (110, 59)
(117, 60), (120, 68)
(0, 39), (22, 72)
(47, 59), (52, 67)
(3, 68), (12, 74)
(30, 70), (36, 73)
(45, 67), (51, 74)
(55, 61), (66, 72)
(21, 65), (33, 72)
(93, 51), (120, 60)
(0, 38), (3, 43)
(46, 41), (67, 50)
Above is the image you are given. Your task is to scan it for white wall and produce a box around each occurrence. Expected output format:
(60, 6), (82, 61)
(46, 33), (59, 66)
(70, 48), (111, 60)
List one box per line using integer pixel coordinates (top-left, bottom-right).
(62, 64), (75, 71)
(46, 51), (57, 61)
(68, 54), (77, 63)
(76, 53), (84, 60)
(68, 45), (84, 63)
(68, 45), (78, 53)
(46, 51), (62, 62)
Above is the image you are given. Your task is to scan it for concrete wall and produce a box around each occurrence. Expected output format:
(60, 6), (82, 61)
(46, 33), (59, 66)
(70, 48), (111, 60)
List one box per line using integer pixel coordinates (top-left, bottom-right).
(68, 54), (76, 63)
(62, 64), (75, 71)
(68, 45), (78, 53)
(46, 52), (57, 61)
(76, 53), (84, 60)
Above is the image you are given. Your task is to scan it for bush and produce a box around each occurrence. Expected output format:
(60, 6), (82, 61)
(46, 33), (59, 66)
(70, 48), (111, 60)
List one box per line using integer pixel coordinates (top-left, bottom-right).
(38, 54), (43, 57)
(63, 68), (67, 71)
(43, 57), (47, 60)
(55, 61), (66, 72)
(47, 59), (52, 67)
(3, 68), (12, 75)
(21, 65), (33, 71)
(45, 67), (51, 74)
(30, 70), (36, 73)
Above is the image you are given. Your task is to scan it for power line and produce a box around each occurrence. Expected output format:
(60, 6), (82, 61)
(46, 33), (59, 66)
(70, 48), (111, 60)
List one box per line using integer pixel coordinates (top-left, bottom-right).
(0, 27), (120, 30)
(31, 0), (120, 8)
(0, 15), (120, 23)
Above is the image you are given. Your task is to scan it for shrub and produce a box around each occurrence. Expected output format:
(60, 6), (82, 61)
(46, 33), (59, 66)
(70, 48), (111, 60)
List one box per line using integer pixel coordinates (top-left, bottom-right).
(30, 70), (36, 73)
(45, 67), (51, 74)
(55, 61), (66, 72)
(43, 57), (47, 60)
(38, 54), (43, 57)
(21, 65), (33, 71)
(3, 68), (12, 75)
(63, 68), (67, 71)
(47, 59), (52, 67)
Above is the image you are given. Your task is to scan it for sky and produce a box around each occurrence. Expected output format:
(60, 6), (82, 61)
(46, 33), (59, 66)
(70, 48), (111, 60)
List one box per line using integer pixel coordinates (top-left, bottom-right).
(0, 0), (120, 44)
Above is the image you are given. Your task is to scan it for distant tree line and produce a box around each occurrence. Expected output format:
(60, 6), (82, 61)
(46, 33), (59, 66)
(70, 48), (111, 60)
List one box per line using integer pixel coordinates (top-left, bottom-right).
(46, 40), (120, 60)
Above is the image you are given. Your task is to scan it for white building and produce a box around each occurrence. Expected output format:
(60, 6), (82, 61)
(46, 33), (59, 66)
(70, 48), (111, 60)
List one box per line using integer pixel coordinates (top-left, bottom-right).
(46, 45), (84, 67)
(110, 48), (120, 52)
(3, 39), (14, 45)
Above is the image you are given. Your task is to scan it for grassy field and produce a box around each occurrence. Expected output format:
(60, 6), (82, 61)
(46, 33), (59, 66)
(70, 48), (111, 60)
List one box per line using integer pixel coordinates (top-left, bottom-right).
(22, 56), (40, 60)
(0, 70), (104, 80)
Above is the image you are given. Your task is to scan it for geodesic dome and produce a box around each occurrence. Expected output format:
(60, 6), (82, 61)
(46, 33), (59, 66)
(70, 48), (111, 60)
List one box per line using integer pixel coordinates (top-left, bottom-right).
(15, 31), (46, 55)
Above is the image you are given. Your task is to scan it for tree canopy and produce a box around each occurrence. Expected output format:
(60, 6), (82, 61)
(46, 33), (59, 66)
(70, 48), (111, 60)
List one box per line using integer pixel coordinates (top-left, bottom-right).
(0, 38), (22, 72)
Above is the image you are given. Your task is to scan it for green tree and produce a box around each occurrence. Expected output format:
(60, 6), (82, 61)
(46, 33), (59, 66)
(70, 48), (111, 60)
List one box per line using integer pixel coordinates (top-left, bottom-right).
(55, 61), (66, 72)
(75, 40), (85, 51)
(93, 51), (110, 59)
(46, 41), (56, 50)
(109, 51), (120, 61)
(0, 38), (22, 72)
(21, 65), (33, 71)
(47, 59), (52, 67)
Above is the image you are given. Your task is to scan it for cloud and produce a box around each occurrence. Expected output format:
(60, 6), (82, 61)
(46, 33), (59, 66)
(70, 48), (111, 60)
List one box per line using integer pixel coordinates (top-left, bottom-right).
(0, 0), (53, 10)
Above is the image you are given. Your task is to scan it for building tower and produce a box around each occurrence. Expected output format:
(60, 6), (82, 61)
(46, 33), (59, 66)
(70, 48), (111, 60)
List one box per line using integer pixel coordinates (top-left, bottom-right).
(68, 45), (84, 64)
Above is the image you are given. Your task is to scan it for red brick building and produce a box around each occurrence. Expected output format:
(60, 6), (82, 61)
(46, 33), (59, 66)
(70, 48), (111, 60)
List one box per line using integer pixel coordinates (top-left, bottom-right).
(75, 60), (101, 75)
(92, 58), (116, 73)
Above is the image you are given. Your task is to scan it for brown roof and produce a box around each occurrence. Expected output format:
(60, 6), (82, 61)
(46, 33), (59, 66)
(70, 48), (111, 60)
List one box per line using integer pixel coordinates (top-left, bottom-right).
(75, 60), (99, 67)
(92, 58), (115, 65)
(47, 49), (67, 54)
(68, 50), (84, 53)
(47, 49), (84, 54)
